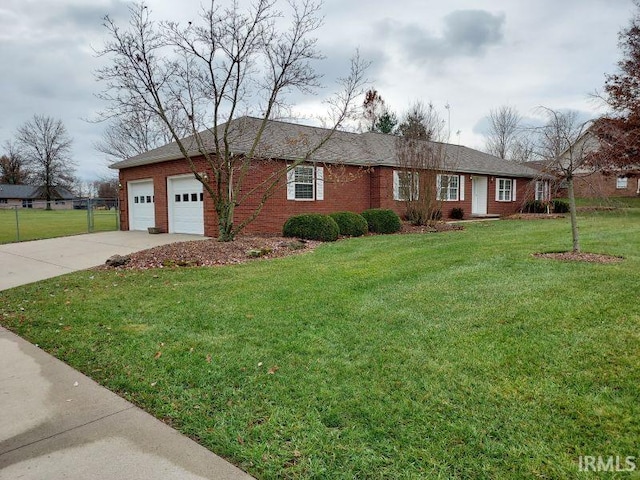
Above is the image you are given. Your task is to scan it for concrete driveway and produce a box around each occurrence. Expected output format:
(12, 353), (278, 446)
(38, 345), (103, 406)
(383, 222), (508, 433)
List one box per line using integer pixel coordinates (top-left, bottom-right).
(0, 231), (206, 291)
(1, 231), (255, 479)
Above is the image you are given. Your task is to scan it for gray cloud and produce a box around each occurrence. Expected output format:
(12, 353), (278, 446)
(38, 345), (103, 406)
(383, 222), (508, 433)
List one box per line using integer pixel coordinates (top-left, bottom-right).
(377, 9), (505, 63)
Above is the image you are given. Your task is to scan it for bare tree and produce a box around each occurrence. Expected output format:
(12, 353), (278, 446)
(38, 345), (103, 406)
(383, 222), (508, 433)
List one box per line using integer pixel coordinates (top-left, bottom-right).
(95, 109), (180, 162)
(535, 108), (592, 253)
(96, 1), (367, 241)
(0, 141), (31, 184)
(15, 115), (75, 209)
(397, 101), (445, 141)
(484, 105), (522, 159)
(395, 102), (450, 225)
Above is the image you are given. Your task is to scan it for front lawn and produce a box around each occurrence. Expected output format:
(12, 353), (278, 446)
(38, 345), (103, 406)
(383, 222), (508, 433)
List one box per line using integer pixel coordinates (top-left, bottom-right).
(1, 210), (639, 479)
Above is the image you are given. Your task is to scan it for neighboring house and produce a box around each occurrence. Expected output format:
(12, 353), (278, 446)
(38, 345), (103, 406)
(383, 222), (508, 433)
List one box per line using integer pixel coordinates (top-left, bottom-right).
(109, 116), (545, 236)
(534, 130), (640, 199)
(0, 184), (76, 209)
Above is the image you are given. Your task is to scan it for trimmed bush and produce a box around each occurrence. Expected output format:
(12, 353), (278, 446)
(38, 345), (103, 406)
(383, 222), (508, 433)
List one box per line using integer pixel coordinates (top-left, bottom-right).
(552, 199), (570, 213)
(329, 212), (369, 237)
(522, 200), (548, 214)
(361, 208), (402, 234)
(450, 207), (464, 220)
(282, 214), (339, 242)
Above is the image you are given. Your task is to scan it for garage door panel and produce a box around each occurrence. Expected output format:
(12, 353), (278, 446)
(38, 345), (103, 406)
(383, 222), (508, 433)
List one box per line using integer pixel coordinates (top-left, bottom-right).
(168, 176), (204, 235)
(128, 181), (155, 231)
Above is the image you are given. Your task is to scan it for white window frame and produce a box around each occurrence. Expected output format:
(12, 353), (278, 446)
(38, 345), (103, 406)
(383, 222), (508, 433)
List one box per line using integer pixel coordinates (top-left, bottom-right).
(393, 170), (419, 201)
(286, 165), (324, 201)
(496, 178), (516, 202)
(616, 176), (628, 189)
(535, 180), (548, 201)
(436, 174), (461, 201)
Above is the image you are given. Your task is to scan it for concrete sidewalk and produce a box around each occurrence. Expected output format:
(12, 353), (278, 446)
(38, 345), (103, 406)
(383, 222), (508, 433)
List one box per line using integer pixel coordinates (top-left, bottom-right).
(0, 231), (206, 291)
(1, 231), (254, 479)
(0, 326), (253, 479)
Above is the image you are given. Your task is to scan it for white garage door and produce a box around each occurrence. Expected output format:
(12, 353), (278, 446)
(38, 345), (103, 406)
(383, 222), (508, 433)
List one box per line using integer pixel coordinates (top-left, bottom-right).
(168, 176), (204, 234)
(128, 180), (155, 231)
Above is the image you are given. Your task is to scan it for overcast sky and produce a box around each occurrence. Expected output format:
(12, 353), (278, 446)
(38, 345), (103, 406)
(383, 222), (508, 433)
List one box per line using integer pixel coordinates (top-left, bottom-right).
(0, 0), (634, 181)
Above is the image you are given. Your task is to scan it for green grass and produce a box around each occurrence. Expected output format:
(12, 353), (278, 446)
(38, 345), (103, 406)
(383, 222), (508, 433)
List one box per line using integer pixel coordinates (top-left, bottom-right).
(2, 210), (639, 479)
(566, 196), (640, 209)
(0, 208), (118, 244)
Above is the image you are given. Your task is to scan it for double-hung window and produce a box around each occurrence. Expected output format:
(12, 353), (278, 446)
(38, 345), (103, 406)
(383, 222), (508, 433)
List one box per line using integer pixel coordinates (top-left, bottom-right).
(496, 178), (515, 202)
(535, 180), (548, 201)
(287, 165), (324, 201)
(437, 174), (460, 201)
(393, 171), (419, 201)
(617, 176), (628, 189)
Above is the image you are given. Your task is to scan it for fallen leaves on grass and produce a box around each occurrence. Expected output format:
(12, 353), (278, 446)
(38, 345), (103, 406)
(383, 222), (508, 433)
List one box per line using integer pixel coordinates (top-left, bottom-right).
(533, 252), (623, 263)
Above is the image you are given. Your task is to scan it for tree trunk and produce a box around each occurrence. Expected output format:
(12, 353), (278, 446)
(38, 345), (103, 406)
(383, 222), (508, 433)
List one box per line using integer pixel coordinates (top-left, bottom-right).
(216, 202), (235, 242)
(567, 176), (580, 253)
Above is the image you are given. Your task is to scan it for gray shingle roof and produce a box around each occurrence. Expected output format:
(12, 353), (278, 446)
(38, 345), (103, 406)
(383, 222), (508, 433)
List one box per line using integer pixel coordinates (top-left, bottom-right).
(0, 184), (75, 200)
(109, 116), (542, 178)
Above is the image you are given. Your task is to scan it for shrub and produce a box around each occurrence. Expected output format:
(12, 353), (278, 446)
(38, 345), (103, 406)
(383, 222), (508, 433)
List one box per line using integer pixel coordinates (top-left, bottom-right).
(361, 208), (402, 234)
(282, 214), (339, 242)
(404, 206), (428, 226)
(522, 200), (548, 214)
(450, 207), (464, 220)
(429, 208), (442, 221)
(329, 212), (369, 237)
(552, 199), (570, 213)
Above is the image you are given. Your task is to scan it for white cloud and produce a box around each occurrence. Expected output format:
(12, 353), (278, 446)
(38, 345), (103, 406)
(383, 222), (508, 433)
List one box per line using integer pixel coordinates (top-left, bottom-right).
(0, 0), (635, 179)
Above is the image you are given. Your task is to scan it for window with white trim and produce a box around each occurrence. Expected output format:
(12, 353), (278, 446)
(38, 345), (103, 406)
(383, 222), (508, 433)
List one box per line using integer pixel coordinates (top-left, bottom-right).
(497, 178), (513, 202)
(437, 174), (459, 201)
(535, 180), (548, 201)
(393, 170), (418, 201)
(617, 176), (628, 189)
(286, 165), (324, 201)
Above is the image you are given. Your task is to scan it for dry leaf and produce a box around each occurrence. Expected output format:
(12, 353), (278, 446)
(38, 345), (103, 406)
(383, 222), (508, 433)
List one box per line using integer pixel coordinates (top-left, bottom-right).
(267, 365), (279, 375)
(154, 351), (162, 359)
(257, 362), (263, 367)
(206, 354), (212, 363)
(237, 435), (244, 445)
(293, 450), (301, 458)
(150, 381), (157, 387)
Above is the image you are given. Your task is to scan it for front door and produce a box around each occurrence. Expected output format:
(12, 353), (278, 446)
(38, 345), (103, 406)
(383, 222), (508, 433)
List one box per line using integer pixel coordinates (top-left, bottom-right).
(472, 176), (488, 215)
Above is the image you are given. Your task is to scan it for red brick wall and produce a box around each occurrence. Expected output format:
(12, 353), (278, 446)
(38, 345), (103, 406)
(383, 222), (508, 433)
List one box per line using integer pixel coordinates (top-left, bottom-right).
(118, 159), (537, 236)
(119, 158), (371, 236)
(573, 172), (639, 198)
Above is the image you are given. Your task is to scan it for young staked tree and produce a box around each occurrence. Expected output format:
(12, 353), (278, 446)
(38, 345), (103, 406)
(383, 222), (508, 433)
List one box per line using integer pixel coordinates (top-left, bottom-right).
(395, 102), (449, 225)
(0, 141), (31, 185)
(536, 108), (591, 253)
(97, 1), (367, 241)
(15, 115), (76, 209)
(590, 1), (640, 177)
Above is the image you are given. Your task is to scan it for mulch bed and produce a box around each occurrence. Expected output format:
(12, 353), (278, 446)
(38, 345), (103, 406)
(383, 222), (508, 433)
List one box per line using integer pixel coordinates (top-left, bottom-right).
(533, 252), (623, 264)
(100, 222), (464, 270)
(99, 237), (320, 270)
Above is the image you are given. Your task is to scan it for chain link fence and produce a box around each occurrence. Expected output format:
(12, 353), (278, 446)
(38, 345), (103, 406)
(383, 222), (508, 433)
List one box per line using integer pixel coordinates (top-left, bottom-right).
(0, 198), (120, 244)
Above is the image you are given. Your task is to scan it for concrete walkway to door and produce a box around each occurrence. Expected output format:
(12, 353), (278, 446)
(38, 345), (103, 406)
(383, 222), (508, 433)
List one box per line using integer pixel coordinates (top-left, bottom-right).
(0, 231), (207, 291)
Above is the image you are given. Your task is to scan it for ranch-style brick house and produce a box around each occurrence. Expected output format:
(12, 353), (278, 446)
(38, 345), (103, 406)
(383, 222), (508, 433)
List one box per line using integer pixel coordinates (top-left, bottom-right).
(110, 116), (546, 237)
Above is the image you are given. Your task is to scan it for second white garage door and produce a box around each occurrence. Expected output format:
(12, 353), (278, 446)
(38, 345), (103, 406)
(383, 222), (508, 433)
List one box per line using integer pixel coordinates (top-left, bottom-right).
(168, 175), (204, 234)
